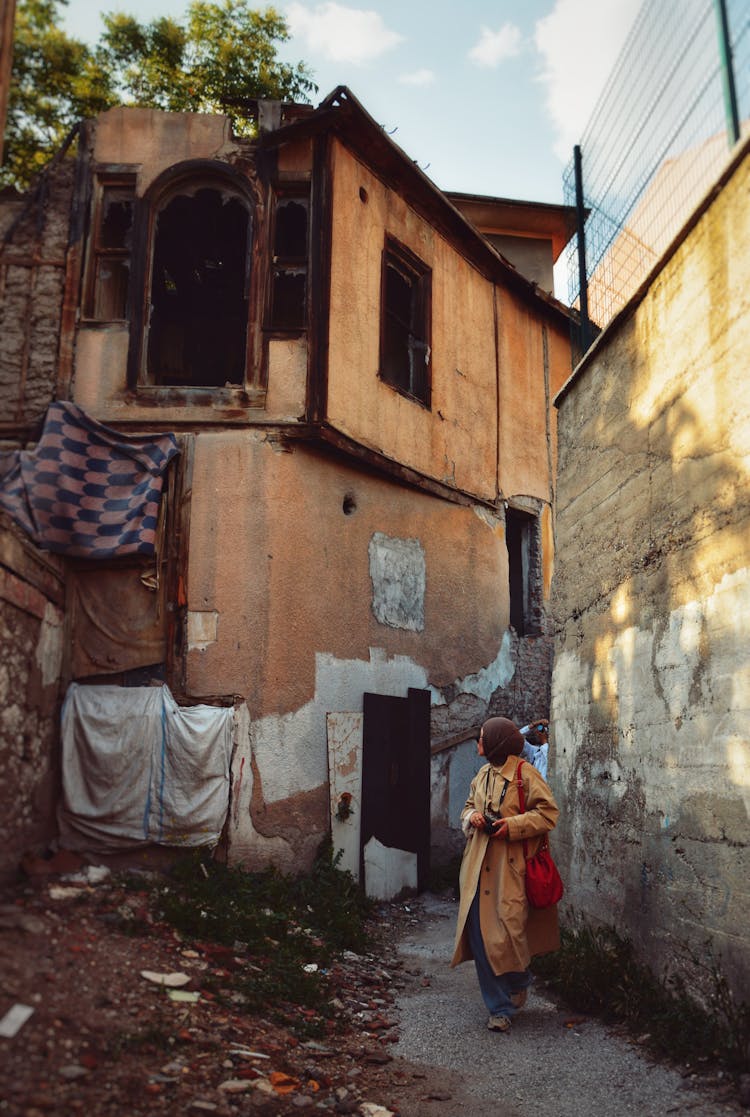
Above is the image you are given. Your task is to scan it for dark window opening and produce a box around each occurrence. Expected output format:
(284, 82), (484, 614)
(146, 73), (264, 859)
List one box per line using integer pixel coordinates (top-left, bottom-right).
(84, 179), (136, 321)
(268, 195), (308, 331)
(506, 507), (541, 637)
(380, 237), (431, 406)
(147, 187), (250, 387)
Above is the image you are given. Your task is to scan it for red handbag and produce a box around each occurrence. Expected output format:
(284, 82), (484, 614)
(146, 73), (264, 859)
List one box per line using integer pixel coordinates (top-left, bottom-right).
(516, 760), (564, 909)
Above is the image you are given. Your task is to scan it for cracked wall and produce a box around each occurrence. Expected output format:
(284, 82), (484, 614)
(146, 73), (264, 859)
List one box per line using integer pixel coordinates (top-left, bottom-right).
(0, 522), (65, 879)
(551, 143), (750, 998)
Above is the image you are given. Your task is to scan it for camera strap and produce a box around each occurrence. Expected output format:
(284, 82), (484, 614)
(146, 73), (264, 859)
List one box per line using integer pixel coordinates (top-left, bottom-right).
(484, 767), (511, 812)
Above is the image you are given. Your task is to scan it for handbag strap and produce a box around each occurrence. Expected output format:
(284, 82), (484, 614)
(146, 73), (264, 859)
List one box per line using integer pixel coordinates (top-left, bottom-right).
(515, 759), (530, 861)
(515, 758), (548, 861)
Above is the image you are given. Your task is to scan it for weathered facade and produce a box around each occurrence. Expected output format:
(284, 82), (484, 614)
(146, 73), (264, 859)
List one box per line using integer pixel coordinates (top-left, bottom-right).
(0, 89), (573, 882)
(550, 136), (750, 996)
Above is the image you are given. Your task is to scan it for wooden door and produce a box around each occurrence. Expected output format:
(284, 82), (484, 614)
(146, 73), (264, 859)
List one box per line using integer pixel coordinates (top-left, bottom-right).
(361, 687), (430, 895)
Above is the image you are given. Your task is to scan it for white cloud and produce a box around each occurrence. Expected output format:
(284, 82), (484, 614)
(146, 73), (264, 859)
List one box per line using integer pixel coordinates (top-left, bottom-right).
(285, 2), (403, 66)
(468, 23), (522, 68)
(398, 69), (436, 87)
(534, 0), (643, 160)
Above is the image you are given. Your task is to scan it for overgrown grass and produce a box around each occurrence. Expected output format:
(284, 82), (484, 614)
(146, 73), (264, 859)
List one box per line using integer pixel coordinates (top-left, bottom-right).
(135, 842), (374, 1034)
(532, 920), (750, 1074)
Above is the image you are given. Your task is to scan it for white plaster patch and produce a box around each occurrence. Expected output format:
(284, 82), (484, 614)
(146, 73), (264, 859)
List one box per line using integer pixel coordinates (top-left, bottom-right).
(250, 648), (429, 805)
(187, 610), (219, 651)
(449, 629), (515, 703)
(35, 602), (64, 687)
(653, 601), (704, 722)
(363, 836), (417, 900)
(368, 532), (425, 632)
(550, 648), (592, 800)
(473, 505), (502, 531)
(607, 625), (659, 739)
(327, 712), (363, 880)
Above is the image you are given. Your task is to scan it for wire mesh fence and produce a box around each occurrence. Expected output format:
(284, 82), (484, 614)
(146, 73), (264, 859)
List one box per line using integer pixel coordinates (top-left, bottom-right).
(564, 0), (750, 359)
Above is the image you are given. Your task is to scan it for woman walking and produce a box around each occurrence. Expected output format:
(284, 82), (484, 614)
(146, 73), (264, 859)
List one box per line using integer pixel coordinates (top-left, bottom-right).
(451, 716), (560, 1032)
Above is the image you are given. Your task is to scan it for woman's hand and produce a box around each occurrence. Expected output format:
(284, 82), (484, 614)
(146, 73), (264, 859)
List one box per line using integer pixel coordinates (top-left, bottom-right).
(491, 819), (509, 840)
(469, 811), (485, 829)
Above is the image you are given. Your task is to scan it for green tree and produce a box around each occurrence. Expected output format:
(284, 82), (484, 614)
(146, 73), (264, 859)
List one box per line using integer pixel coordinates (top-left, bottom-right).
(3, 0), (316, 189)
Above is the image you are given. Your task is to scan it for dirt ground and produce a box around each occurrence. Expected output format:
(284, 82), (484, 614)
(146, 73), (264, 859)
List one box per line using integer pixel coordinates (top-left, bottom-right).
(0, 850), (465, 1117)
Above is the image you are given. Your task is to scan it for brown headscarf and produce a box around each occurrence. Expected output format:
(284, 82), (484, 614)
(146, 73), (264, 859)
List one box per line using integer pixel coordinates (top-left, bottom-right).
(481, 717), (524, 767)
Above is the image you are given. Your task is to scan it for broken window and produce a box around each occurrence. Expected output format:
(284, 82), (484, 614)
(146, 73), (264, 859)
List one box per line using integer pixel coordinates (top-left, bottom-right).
(506, 507), (541, 637)
(379, 237), (431, 406)
(268, 193), (309, 331)
(146, 185), (251, 387)
(84, 176), (136, 321)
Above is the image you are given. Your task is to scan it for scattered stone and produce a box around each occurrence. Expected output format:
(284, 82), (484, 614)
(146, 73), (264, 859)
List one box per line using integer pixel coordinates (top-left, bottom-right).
(363, 1050), (392, 1066)
(218, 1079), (253, 1093)
(141, 970), (191, 987)
(0, 1003), (35, 1037)
(58, 1064), (89, 1080)
(0, 906), (45, 934)
(62, 865), (111, 885)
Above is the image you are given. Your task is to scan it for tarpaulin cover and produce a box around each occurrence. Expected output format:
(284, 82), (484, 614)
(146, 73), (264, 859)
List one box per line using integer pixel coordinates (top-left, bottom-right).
(0, 401), (179, 557)
(57, 683), (233, 851)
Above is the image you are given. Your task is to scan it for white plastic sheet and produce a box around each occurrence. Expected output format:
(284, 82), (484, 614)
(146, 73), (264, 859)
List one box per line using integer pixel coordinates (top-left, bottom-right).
(57, 683), (233, 851)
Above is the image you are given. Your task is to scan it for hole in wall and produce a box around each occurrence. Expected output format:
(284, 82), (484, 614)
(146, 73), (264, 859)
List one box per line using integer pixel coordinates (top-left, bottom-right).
(359, 187), (368, 204)
(343, 493), (357, 515)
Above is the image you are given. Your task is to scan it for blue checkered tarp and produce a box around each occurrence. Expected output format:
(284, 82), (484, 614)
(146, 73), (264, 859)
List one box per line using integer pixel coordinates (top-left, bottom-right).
(0, 402), (180, 558)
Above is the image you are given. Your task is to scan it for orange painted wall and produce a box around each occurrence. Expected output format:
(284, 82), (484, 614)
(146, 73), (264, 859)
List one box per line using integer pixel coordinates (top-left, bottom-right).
(497, 290), (569, 501)
(186, 430), (509, 713)
(326, 141), (498, 502)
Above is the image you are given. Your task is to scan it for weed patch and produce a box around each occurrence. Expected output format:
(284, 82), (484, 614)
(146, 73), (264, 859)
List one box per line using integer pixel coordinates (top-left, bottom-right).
(532, 920), (750, 1074)
(136, 843), (374, 1035)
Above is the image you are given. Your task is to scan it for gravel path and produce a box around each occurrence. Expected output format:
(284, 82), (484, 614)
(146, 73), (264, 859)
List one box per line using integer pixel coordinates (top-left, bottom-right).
(392, 894), (741, 1117)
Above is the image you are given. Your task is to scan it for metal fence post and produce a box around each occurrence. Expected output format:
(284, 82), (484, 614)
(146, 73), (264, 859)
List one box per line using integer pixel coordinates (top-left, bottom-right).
(573, 145), (591, 355)
(714, 0), (740, 145)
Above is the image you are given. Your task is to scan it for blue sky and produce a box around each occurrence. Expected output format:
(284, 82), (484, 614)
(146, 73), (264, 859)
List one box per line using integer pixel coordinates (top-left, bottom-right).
(60, 0), (643, 204)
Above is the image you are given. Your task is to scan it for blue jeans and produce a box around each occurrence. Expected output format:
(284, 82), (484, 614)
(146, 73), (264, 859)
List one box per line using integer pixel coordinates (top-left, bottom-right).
(467, 889), (531, 1018)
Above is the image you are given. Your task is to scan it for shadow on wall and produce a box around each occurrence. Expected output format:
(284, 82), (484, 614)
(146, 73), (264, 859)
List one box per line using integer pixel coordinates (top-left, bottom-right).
(551, 255), (750, 1002)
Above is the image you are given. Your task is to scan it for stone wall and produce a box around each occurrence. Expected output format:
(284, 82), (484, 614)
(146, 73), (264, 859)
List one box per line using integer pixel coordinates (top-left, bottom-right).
(0, 518), (65, 880)
(0, 158), (75, 431)
(550, 140), (750, 998)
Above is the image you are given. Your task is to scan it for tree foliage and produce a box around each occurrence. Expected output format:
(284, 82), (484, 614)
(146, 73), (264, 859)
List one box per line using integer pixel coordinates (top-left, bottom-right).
(3, 0), (316, 188)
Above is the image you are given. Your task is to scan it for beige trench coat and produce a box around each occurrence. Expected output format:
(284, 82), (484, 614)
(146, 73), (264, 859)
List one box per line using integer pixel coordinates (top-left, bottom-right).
(451, 755), (560, 975)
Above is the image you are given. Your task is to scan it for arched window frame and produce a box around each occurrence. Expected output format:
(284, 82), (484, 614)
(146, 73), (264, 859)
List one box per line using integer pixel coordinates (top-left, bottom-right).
(127, 160), (261, 399)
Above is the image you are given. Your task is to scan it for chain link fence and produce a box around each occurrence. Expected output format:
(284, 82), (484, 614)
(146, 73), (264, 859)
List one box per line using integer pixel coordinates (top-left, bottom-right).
(564, 0), (749, 359)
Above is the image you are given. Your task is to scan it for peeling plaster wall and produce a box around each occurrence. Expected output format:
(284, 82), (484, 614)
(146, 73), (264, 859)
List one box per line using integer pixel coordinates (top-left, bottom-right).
(186, 433), (547, 872)
(551, 143), (750, 997)
(0, 522), (65, 879)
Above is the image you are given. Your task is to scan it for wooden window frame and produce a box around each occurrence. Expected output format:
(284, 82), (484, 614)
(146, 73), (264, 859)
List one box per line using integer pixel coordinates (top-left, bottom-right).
(378, 235), (432, 408)
(506, 506), (542, 638)
(264, 184), (311, 336)
(127, 160), (261, 400)
(82, 171), (137, 323)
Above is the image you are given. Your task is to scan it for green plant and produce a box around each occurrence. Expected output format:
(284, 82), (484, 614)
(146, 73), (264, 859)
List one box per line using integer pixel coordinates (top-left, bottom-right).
(532, 920), (750, 1074)
(128, 843), (374, 1034)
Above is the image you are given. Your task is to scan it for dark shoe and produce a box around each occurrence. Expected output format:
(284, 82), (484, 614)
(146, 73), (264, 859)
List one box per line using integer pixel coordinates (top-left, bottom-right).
(510, 988), (528, 1010)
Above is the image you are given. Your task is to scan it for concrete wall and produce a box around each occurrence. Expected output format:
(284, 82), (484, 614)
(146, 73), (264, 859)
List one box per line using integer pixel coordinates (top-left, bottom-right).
(0, 519), (65, 880)
(550, 141), (750, 997)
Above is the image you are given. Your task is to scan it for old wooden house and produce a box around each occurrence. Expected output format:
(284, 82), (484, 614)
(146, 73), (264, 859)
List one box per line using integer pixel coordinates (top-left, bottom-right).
(0, 89), (574, 891)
